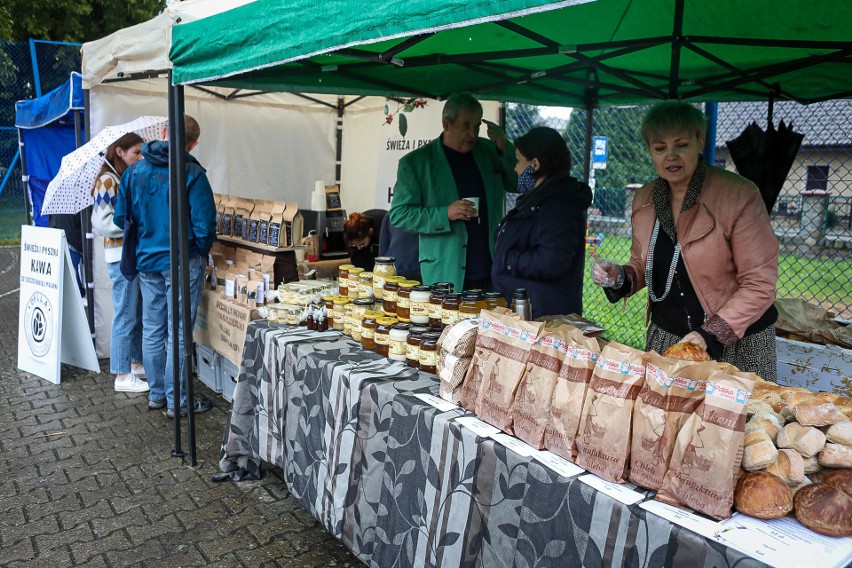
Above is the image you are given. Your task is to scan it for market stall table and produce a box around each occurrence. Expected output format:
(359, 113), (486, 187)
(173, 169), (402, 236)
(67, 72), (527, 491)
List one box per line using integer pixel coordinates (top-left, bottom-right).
(218, 321), (774, 568)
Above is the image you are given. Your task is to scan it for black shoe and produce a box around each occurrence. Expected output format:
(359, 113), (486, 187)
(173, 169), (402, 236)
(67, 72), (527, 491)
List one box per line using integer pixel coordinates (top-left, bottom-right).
(148, 398), (167, 410)
(166, 396), (213, 419)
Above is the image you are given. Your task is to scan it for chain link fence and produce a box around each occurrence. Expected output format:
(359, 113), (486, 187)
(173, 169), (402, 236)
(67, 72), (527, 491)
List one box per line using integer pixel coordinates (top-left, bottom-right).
(0, 39), (81, 242)
(506, 101), (852, 348)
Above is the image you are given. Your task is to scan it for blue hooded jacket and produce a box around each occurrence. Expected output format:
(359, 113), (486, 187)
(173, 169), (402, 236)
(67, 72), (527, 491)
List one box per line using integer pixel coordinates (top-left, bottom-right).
(114, 141), (216, 273)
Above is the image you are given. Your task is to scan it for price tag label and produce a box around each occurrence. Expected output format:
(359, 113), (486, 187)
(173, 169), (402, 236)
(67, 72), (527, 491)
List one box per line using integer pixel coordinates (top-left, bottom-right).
(533, 451), (585, 479)
(579, 474), (647, 505)
(454, 416), (501, 438)
(414, 393), (462, 413)
(490, 432), (537, 457)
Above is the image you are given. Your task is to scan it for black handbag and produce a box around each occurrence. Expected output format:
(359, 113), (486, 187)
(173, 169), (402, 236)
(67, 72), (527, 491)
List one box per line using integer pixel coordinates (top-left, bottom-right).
(119, 170), (139, 281)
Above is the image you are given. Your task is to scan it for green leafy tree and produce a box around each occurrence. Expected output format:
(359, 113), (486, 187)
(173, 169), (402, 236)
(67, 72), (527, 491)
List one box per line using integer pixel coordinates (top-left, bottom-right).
(505, 103), (543, 140)
(3, 0), (164, 42)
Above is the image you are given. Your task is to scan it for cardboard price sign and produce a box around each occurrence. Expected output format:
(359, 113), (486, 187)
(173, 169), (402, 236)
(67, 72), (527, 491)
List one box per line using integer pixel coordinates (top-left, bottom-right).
(194, 290), (259, 366)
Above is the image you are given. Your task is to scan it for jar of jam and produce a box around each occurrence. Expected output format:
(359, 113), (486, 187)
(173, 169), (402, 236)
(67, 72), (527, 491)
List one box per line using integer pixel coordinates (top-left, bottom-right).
(409, 285), (432, 325)
(431, 282), (455, 293)
(405, 331), (423, 369)
(375, 317), (396, 357)
(372, 256), (397, 299)
(428, 291), (445, 328)
(338, 264), (354, 296)
(484, 292), (507, 310)
(459, 290), (487, 319)
(396, 280), (418, 322)
(360, 312), (379, 351)
(418, 332), (440, 374)
(441, 292), (462, 326)
(389, 322), (411, 362)
(332, 297), (351, 330)
(382, 276), (405, 315)
(347, 267), (365, 300)
(359, 272), (374, 299)
(323, 294), (336, 311)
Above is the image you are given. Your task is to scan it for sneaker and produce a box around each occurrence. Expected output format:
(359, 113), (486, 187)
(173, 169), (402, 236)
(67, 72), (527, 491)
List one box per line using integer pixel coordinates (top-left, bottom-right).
(148, 398), (167, 410)
(115, 374), (150, 393)
(166, 396), (213, 419)
(131, 365), (147, 379)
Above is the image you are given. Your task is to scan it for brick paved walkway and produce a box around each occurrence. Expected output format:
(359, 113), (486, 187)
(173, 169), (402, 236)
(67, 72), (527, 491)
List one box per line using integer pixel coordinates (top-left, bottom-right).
(0, 246), (361, 567)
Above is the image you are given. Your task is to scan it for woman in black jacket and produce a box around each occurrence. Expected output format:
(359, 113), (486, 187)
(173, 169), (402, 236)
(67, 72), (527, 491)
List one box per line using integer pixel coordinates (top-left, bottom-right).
(492, 127), (592, 319)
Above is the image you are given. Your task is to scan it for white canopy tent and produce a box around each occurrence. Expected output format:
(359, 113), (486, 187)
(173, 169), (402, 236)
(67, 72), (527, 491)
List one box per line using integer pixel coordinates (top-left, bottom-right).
(81, 0), (391, 357)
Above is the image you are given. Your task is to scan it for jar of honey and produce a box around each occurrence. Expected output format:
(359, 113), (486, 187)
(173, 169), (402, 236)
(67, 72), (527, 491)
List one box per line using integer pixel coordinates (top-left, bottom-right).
(332, 297), (351, 330)
(374, 317), (396, 357)
(441, 292), (462, 326)
(338, 264), (354, 296)
(382, 276), (405, 315)
(418, 332), (440, 374)
(359, 272), (374, 299)
(396, 280), (419, 322)
(347, 267), (365, 300)
(360, 312), (379, 350)
(484, 291), (507, 310)
(459, 290), (486, 319)
(428, 291), (445, 328)
(372, 257), (397, 299)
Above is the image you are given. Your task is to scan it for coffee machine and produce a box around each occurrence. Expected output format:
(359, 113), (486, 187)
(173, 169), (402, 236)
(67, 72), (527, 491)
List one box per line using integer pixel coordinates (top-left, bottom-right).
(301, 209), (349, 260)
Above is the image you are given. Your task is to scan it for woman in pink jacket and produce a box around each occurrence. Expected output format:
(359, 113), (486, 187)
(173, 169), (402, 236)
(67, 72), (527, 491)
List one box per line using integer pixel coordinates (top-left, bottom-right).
(593, 102), (779, 380)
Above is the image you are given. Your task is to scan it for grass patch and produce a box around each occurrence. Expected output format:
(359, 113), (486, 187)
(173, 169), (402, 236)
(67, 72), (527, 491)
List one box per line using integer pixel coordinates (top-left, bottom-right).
(581, 235), (852, 348)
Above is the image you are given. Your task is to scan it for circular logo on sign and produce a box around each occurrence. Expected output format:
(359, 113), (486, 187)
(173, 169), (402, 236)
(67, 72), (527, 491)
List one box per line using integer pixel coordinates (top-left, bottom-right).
(25, 291), (54, 357)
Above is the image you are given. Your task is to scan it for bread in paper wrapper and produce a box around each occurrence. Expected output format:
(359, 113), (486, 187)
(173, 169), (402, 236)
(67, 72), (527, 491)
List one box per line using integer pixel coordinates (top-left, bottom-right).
(574, 341), (646, 483)
(437, 318), (479, 357)
(656, 368), (755, 520)
(438, 349), (471, 404)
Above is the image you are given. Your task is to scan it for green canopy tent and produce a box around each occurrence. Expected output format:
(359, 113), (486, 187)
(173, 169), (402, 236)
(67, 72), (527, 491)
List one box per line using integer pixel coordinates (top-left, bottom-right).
(170, 0), (852, 107)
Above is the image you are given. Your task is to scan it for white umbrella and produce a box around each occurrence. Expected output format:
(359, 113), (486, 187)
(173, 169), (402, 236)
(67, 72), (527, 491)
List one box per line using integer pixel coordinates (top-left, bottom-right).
(41, 115), (168, 215)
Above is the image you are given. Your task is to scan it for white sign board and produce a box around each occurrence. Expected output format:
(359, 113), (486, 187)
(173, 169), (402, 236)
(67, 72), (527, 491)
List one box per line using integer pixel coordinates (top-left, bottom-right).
(593, 136), (608, 169)
(18, 225), (100, 383)
(375, 99), (502, 209)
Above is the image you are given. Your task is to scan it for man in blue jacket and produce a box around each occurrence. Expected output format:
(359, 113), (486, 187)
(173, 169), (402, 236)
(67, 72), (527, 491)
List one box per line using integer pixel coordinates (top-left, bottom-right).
(114, 115), (216, 418)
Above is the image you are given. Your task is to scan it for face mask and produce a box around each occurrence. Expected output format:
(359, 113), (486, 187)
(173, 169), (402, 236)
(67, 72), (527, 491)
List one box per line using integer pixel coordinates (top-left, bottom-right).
(517, 165), (537, 194)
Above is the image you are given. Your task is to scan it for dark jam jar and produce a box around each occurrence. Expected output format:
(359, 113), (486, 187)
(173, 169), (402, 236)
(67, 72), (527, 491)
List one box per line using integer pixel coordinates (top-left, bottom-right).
(429, 291), (445, 328)
(375, 317), (396, 357)
(441, 292), (462, 326)
(405, 331), (423, 369)
(418, 332), (440, 374)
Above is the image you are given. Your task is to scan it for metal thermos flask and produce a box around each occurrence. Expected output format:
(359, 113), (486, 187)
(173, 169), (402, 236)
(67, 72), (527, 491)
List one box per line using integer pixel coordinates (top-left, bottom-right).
(510, 288), (532, 320)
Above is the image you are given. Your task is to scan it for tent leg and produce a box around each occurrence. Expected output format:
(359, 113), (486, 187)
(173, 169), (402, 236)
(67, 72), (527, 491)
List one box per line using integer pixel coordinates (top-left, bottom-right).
(703, 103), (717, 166)
(18, 130), (33, 226)
(173, 82), (198, 467)
(74, 109), (96, 337)
(168, 76), (184, 459)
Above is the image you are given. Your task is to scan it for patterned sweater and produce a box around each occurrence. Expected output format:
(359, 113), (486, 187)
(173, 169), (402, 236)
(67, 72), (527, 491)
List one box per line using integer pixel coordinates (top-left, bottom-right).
(91, 172), (125, 264)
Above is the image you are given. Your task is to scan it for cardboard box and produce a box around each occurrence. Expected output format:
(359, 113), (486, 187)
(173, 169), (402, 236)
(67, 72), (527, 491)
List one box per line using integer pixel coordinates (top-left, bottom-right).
(194, 289), (259, 367)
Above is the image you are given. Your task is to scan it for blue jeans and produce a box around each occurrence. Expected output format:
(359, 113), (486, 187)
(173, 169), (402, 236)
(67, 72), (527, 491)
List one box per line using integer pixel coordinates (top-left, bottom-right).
(138, 255), (205, 409)
(106, 261), (143, 374)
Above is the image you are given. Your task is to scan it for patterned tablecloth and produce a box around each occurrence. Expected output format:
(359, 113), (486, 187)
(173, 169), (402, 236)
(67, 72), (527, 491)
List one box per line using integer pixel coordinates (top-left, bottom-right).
(219, 321), (767, 568)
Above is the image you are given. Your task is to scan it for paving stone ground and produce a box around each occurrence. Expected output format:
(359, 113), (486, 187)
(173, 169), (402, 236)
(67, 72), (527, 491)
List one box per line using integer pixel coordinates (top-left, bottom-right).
(0, 246), (362, 567)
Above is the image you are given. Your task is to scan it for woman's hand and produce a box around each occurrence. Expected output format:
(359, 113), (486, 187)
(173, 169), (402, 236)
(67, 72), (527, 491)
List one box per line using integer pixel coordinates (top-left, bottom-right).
(590, 258), (625, 288)
(678, 331), (707, 350)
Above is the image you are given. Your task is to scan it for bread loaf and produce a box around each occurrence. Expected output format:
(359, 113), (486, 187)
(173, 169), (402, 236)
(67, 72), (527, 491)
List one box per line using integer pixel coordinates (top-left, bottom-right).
(745, 414), (781, 442)
(743, 431), (778, 471)
(814, 392), (839, 404)
(662, 342), (710, 361)
(825, 421), (852, 446)
(747, 399), (775, 417)
(791, 476), (812, 496)
(793, 402), (846, 427)
(818, 443), (852, 468)
(833, 397), (852, 421)
(803, 456), (823, 475)
(777, 423), (827, 457)
(822, 469), (852, 495)
(794, 484), (852, 537)
(765, 449), (805, 486)
(752, 392), (785, 413)
(734, 472), (793, 519)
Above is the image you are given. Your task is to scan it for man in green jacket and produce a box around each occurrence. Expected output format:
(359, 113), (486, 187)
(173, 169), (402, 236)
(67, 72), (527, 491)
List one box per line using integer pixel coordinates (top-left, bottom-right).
(388, 93), (518, 292)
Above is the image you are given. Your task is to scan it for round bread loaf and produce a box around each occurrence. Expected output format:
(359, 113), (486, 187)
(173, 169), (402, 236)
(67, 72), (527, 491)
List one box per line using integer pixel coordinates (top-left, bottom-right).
(822, 469), (852, 495)
(794, 484), (852, 537)
(662, 342), (710, 361)
(735, 472), (793, 519)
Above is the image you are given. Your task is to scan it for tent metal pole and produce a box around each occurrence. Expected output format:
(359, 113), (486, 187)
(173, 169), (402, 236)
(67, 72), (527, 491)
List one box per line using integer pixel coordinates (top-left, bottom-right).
(17, 129), (33, 226)
(167, 74), (184, 459)
(768, 85), (777, 127)
(703, 103), (717, 166)
(74, 109), (96, 337)
(335, 96), (344, 185)
(173, 83), (198, 467)
(668, 0), (685, 98)
(582, 77), (597, 187)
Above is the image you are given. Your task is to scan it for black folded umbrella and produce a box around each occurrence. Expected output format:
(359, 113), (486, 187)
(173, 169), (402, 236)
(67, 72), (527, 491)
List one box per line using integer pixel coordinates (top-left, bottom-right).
(726, 120), (804, 213)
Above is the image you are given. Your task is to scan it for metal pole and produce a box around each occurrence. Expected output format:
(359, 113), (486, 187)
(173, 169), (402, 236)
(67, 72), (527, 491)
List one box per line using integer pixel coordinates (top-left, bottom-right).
(703, 102), (717, 166)
(17, 130), (33, 225)
(74, 108), (96, 338)
(28, 39), (42, 97)
(173, 84), (198, 466)
(167, 73), (184, 459)
(335, 96), (344, 186)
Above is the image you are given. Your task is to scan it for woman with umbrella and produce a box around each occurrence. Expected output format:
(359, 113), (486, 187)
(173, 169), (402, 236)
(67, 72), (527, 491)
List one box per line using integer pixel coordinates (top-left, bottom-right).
(91, 133), (149, 393)
(592, 102), (780, 379)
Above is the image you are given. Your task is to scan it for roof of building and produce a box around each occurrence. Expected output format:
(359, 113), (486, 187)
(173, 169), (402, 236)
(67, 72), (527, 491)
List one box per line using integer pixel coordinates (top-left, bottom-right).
(715, 100), (851, 149)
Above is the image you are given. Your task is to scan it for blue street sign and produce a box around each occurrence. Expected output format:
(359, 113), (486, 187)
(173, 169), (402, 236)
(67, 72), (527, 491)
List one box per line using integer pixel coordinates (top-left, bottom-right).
(593, 136), (607, 169)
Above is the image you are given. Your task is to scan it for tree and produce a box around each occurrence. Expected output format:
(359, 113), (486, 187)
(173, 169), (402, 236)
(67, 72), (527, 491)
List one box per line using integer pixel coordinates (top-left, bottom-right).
(505, 103), (543, 141)
(3, 0), (165, 43)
